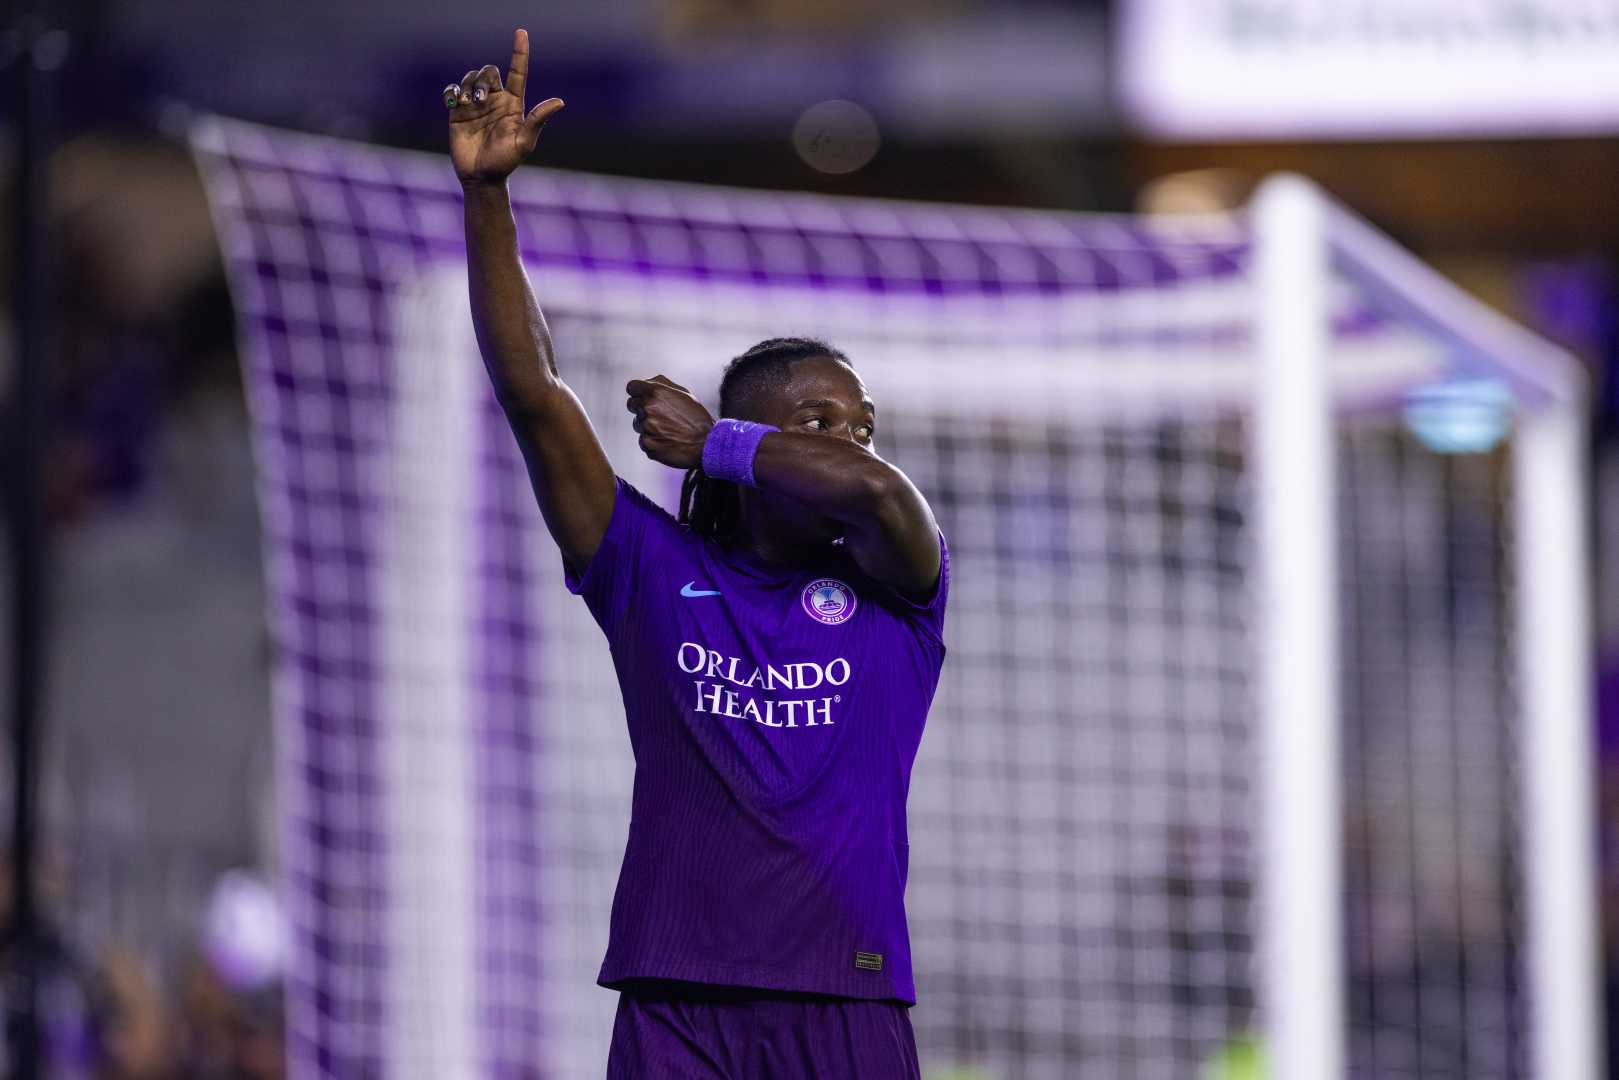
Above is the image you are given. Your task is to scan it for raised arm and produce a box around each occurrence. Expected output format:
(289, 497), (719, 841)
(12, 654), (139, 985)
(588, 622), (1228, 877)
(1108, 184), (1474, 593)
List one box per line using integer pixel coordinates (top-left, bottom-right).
(446, 29), (615, 573)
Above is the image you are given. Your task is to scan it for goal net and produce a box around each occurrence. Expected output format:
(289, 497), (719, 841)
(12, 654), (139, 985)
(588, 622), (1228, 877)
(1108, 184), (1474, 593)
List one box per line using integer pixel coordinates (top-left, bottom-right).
(191, 117), (1597, 1080)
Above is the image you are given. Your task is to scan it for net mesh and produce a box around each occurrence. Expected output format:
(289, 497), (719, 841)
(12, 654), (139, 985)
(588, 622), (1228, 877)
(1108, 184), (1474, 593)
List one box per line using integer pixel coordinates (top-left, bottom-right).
(1338, 428), (1524, 1079)
(192, 117), (1536, 1079)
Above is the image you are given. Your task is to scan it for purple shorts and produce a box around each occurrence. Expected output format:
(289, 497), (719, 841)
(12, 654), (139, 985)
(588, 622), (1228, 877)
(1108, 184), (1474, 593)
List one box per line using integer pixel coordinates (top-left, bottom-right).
(605, 985), (920, 1079)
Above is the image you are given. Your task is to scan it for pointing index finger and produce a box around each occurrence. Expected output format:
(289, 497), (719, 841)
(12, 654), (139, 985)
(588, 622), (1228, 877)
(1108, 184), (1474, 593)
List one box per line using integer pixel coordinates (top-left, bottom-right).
(507, 28), (529, 105)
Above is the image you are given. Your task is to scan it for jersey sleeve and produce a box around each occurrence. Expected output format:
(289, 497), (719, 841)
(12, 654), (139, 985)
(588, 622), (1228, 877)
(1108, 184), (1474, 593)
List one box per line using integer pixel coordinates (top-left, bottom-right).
(879, 530), (950, 649)
(564, 477), (685, 631)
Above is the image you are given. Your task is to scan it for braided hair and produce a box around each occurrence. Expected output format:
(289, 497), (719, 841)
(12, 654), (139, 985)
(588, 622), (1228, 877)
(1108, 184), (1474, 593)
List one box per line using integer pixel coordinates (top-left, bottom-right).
(679, 337), (851, 542)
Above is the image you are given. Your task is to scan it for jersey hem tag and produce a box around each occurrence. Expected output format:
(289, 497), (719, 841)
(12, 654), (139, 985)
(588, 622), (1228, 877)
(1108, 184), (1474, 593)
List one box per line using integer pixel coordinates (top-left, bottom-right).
(854, 950), (884, 972)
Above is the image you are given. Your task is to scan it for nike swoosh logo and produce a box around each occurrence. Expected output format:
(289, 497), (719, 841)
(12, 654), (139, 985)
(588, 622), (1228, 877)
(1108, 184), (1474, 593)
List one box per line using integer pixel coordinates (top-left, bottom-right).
(680, 581), (722, 598)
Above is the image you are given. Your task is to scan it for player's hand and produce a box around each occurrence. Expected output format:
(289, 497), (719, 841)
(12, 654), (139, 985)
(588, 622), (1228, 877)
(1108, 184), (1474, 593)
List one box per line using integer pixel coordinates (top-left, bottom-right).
(626, 376), (715, 470)
(445, 28), (564, 186)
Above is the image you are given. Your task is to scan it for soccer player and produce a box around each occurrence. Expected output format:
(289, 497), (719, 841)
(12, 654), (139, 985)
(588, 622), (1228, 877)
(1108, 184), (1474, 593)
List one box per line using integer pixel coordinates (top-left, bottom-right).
(446, 30), (948, 1078)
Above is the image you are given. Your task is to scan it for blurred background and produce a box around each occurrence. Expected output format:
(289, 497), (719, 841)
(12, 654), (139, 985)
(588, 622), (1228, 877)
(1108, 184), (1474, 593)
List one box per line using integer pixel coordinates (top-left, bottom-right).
(5, 0), (1619, 1076)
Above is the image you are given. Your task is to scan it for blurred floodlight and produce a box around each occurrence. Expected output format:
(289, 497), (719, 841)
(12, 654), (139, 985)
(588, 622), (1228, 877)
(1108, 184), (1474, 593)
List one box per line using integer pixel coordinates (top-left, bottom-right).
(203, 870), (285, 991)
(792, 99), (880, 175)
(1138, 168), (1252, 216)
(1403, 377), (1515, 454)
(1120, 0), (1619, 138)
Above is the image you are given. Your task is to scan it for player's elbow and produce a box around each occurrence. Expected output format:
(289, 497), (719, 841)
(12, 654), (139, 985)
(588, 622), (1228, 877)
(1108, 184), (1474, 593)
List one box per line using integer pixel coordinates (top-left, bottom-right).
(848, 458), (904, 514)
(855, 461), (933, 543)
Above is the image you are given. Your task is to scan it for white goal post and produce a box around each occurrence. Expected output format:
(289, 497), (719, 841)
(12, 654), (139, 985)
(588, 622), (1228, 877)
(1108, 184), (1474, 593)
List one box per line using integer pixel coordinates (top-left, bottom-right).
(1254, 175), (1599, 1080)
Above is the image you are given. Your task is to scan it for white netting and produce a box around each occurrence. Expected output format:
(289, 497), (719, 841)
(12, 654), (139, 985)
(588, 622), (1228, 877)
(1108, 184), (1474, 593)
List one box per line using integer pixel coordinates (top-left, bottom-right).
(1338, 427), (1524, 1079)
(190, 117), (1580, 1079)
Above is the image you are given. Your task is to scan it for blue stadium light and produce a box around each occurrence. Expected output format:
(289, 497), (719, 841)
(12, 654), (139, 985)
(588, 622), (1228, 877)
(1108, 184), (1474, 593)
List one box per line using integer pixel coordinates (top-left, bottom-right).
(1402, 376), (1514, 454)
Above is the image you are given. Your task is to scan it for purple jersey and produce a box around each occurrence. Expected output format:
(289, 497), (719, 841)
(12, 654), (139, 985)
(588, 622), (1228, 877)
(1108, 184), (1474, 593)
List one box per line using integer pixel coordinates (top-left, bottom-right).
(566, 478), (949, 1003)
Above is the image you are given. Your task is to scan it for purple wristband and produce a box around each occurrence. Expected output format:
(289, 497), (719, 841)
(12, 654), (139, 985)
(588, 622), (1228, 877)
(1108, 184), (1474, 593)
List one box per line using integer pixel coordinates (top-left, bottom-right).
(701, 419), (778, 487)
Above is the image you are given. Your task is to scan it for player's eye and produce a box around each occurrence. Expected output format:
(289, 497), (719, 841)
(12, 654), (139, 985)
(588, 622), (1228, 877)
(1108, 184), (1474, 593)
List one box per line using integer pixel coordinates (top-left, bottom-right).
(802, 416), (828, 431)
(855, 425), (875, 442)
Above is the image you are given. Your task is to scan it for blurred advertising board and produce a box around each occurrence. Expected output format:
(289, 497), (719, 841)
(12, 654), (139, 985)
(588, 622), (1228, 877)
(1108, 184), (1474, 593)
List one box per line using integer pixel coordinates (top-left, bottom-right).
(1119, 0), (1619, 138)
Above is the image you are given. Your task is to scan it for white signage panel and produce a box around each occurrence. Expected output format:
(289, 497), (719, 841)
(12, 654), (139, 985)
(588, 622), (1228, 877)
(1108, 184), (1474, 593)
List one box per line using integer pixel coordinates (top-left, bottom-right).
(1120, 1), (1619, 137)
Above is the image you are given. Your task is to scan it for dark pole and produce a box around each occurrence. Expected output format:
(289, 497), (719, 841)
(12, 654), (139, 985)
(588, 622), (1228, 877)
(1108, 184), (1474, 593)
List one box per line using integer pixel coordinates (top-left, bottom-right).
(6, 10), (63, 1078)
